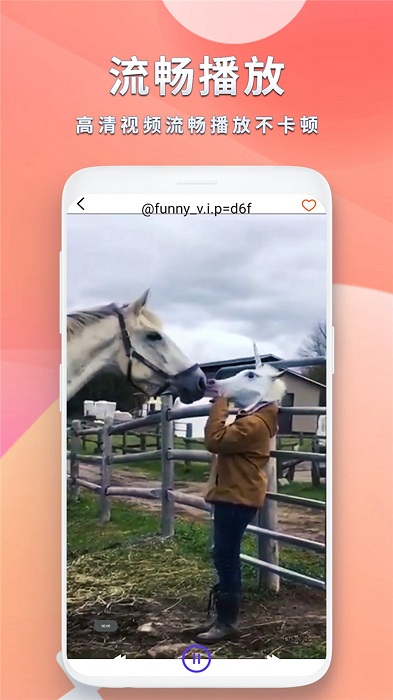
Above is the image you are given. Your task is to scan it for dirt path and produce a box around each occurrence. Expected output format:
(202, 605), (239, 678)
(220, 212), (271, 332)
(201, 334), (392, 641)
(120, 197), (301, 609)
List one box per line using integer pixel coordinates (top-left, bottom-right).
(68, 589), (326, 660)
(75, 463), (325, 541)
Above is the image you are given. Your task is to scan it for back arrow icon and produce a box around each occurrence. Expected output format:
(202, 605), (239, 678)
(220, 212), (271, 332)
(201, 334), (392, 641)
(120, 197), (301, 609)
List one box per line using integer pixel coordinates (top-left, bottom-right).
(77, 197), (85, 210)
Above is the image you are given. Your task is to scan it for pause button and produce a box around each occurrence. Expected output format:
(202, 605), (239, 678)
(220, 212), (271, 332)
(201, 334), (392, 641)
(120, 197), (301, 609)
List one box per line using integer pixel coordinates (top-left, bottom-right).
(182, 645), (212, 673)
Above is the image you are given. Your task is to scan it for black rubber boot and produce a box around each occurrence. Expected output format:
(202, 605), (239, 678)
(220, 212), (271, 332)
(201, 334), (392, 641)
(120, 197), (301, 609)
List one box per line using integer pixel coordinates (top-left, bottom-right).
(185, 584), (219, 635)
(195, 591), (240, 643)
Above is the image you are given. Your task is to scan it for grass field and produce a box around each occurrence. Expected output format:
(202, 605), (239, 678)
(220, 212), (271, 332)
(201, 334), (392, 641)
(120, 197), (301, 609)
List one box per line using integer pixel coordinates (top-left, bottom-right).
(67, 423), (326, 659)
(68, 491), (325, 579)
(67, 491), (326, 660)
(279, 481), (326, 501)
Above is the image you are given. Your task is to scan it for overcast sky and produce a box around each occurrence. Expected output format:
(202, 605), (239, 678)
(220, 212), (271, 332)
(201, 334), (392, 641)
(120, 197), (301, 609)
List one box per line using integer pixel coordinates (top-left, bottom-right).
(67, 213), (326, 363)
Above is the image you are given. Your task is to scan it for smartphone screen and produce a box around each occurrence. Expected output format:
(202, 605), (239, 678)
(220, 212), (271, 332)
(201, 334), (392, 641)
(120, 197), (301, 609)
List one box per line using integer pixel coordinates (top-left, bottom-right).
(62, 168), (331, 688)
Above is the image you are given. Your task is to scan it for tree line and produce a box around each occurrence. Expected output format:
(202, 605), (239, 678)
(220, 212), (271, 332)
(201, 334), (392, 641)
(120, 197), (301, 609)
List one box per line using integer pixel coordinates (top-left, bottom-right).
(297, 321), (326, 405)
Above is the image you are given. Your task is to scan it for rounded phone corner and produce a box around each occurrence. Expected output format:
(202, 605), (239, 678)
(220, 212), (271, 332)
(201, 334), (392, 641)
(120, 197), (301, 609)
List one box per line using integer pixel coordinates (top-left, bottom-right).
(62, 166), (109, 213)
(297, 650), (332, 689)
(62, 166), (102, 194)
(276, 165), (331, 202)
(60, 653), (101, 690)
(296, 165), (332, 200)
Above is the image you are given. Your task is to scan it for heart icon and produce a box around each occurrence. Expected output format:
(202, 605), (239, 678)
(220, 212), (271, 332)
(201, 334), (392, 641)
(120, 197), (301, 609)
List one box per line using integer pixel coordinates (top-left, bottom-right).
(302, 199), (317, 211)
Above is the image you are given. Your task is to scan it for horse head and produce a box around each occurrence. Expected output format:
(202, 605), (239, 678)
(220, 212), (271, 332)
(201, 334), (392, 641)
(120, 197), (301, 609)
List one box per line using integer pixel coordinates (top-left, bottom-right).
(118, 289), (206, 404)
(205, 341), (286, 412)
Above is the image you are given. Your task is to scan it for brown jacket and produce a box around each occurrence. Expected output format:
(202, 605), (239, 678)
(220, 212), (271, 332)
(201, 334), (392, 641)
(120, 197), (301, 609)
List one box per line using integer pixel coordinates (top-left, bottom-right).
(204, 397), (278, 508)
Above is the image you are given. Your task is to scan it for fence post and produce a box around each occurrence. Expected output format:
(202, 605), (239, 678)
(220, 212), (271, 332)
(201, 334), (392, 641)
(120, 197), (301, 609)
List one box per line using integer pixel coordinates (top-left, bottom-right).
(208, 453), (216, 560)
(160, 394), (174, 537)
(257, 434), (280, 592)
(100, 417), (113, 524)
(69, 419), (81, 501)
(155, 423), (161, 450)
(185, 423), (192, 468)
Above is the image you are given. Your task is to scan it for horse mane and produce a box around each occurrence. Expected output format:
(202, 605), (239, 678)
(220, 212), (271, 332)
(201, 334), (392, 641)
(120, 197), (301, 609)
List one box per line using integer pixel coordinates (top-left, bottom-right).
(67, 303), (162, 340)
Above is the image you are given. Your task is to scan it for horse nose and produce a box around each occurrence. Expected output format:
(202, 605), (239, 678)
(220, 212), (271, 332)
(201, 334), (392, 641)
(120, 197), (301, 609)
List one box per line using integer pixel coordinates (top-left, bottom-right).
(198, 375), (207, 391)
(190, 367), (206, 393)
(177, 366), (206, 404)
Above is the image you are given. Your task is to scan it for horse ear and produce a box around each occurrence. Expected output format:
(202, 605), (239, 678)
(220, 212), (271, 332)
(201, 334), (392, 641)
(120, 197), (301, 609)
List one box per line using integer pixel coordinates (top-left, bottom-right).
(253, 341), (262, 368)
(131, 288), (151, 316)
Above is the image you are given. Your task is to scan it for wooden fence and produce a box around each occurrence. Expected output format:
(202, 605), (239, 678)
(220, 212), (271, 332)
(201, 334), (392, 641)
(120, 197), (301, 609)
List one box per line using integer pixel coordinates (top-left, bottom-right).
(77, 421), (203, 460)
(67, 394), (326, 593)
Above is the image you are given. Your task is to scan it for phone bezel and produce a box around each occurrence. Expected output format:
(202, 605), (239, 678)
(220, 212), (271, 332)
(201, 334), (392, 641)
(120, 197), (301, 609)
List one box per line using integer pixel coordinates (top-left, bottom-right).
(61, 166), (332, 689)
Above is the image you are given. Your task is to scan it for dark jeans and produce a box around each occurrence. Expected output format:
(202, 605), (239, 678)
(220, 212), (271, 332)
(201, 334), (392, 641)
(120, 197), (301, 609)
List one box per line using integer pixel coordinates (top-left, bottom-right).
(212, 501), (258, 594)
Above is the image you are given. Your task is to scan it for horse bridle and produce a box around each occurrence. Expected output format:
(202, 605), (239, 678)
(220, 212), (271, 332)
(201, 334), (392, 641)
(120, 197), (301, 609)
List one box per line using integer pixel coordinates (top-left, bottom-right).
(113, 306), (199, 396)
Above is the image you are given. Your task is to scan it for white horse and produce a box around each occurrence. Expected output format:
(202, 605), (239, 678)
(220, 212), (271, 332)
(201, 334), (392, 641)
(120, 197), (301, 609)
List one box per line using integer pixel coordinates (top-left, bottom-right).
(205, 342), (286, 411)
(67, 289), (206, 403)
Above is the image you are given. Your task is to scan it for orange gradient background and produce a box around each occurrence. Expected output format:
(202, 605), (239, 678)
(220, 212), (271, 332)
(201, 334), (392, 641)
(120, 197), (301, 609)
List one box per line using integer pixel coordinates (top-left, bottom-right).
(1, 2), (392, 699)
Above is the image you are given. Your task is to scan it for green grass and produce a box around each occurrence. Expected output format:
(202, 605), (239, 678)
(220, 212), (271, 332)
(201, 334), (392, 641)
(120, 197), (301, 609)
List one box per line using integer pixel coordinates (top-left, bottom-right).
(68, 494), (210, 566)
(279, 481), (326, 502)
(280, 642), (327, 660)
(277, 436), (313, 452)
(67, 494), (214, 606)
(67, 495), (160, 557)
(67, 493), (325, 659)
(68, 493), (324, 589)
(68, 424), (326, 661)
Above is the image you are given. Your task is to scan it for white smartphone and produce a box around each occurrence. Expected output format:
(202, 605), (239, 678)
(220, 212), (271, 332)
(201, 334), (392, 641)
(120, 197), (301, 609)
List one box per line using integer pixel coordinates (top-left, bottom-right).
(61, 166), (332, 689)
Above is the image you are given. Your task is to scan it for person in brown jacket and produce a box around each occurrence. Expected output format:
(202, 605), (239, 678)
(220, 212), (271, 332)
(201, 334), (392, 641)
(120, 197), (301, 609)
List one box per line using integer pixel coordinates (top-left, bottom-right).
(193, 352), (286, 644)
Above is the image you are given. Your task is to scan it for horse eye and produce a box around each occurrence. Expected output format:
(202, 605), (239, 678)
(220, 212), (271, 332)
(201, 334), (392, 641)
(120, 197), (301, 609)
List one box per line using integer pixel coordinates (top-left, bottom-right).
(247, 371), (255, 379)
(146, 332), (162, 342)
